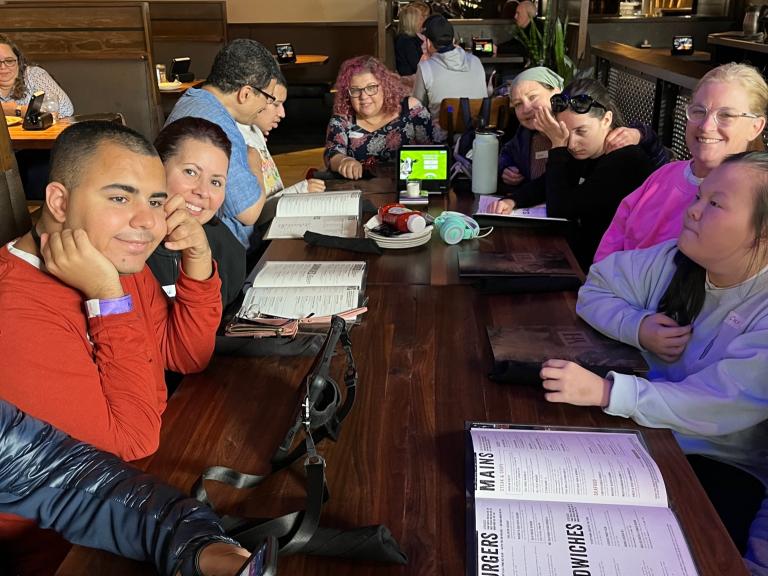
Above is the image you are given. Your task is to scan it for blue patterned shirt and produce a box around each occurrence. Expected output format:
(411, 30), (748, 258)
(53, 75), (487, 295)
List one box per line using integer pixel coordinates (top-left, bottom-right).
(0, 66), (74, 117)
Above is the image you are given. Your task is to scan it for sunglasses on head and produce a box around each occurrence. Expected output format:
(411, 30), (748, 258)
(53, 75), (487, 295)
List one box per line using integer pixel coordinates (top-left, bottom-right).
(550, 93), (606, 114)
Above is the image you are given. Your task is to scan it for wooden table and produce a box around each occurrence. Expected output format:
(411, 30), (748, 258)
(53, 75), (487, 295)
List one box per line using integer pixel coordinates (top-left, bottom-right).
(57, 179), (747, 576)
(279, 54), (330, 68)
(8, 118), (74, 151)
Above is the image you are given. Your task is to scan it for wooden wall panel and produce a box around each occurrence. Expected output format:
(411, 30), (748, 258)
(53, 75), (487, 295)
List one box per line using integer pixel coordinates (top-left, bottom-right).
(8, 32), (148, 55)
(150, 20), (224, 40)
(0, 2), (160, 138)
(0, 6), (143, 28)
(229, 23), (378, 84)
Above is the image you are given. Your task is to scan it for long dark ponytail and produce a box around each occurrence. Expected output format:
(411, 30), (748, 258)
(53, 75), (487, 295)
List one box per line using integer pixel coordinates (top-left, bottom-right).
(658, 151), (768, 324)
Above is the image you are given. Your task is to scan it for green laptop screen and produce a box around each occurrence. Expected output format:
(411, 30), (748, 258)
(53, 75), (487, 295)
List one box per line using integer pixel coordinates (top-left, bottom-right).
(398, 149), (448, 181)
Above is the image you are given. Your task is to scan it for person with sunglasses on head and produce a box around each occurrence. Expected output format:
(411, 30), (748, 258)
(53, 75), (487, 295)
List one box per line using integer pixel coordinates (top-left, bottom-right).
(494, 67), (667, 200)
(325, 55), (439, 180)
(166, 39), (283, 253)
(0, 33), (73, 118)
(595, 62), (768, 263)
(491, 78), (655, 271)
(540, 151), (768, 559)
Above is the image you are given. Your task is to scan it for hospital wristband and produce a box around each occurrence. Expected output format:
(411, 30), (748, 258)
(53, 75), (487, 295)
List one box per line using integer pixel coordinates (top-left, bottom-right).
(85, 295), (134, 318)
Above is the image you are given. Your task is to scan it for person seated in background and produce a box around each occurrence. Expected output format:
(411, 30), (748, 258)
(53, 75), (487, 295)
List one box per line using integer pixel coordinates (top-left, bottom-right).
(495, 67), (667, 201)
(148, 117), (245, 312)
(325, 55), (438, 180)
(0, 120), (221, 570)
(412, 14), (488, 121)
(540, 151), (768, 556)
(514, 0), (536, 30)
(394, 2), (430, 77)
(0, 33), (73, 118)
(496, 0), (527, 57)
(166, 39), (283, 252)
(0, 399), (249, 576)
(237, 74), (325, 200)
(0, 33), (77, 202)
(595, 62), (768, 262)
(491, 78), (655, 270)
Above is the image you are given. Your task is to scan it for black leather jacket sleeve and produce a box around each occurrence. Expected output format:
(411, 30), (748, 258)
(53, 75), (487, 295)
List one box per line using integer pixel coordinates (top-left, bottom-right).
(0, 400), (239, 576)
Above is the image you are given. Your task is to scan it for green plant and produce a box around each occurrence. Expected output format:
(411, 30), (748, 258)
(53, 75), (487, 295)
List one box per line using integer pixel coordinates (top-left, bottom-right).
(510, 2), (575, 83)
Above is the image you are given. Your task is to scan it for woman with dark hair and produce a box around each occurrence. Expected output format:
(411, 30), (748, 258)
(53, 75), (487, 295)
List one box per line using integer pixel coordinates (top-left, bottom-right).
(491, 78), (655, 270)
(147, 116), (245, 310)
(325, 55), (439, 180)
(540, 151), (768, 557)
(0, 33), (74, 117)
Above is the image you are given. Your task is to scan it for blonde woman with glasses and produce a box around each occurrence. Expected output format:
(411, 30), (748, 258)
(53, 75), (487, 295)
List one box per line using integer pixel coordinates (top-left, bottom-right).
(0, 33), (74, 118)
(595, 62), (768, 262)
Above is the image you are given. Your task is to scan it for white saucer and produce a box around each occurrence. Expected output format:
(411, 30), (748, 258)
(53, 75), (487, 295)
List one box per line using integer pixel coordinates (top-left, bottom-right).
(158, 81), (183, 91)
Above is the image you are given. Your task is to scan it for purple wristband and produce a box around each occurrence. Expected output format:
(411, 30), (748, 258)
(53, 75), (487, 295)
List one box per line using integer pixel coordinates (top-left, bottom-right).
(85, 295), (134, 318)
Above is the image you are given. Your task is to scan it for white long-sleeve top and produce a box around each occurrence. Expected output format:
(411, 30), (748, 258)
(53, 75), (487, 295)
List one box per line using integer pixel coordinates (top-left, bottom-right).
(576, 239), (768, 485)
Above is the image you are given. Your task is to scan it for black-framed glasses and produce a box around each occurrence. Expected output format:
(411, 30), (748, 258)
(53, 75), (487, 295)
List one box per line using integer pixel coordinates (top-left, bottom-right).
(347, 84), (379, 99)
(685, 104), (761, 127)
(0, 58), (18, 68)
(550, 93), (606, 114)
(249, 85), (276, 104)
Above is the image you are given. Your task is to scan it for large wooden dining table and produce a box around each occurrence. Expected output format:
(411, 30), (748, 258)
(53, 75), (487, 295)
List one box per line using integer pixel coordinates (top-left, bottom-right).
(57, 175), (747, 576)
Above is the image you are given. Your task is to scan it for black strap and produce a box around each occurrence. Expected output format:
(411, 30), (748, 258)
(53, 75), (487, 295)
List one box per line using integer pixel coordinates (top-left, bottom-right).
(479, 97), (491, 129)
(198, 452), (327, 553)
(191, 318), (356, 553)
(459, 97), (472, 131)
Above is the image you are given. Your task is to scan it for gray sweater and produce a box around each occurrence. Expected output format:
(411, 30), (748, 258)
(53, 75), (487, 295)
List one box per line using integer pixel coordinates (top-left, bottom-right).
(412, 47), (487, 119)
(576, 239), (768, 485)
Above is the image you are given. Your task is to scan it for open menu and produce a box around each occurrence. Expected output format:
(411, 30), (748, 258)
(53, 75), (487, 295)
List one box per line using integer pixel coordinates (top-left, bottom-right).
(473, 196), (568, 223)
(226, 261), (367, 338)
(264, 190), (362, 239)
(466, 424), (699, 576)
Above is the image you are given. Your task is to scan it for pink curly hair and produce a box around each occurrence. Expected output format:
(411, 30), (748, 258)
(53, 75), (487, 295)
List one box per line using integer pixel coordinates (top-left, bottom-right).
(332, 55), (408, 117)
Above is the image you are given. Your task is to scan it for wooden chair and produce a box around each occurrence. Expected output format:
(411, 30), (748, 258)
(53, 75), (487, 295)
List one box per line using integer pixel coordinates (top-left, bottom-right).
(438, 96), (510, 144)
(0, 116), (32, 245)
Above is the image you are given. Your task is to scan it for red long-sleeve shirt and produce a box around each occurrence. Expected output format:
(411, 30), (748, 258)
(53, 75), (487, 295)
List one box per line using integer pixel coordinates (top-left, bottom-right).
(0, 243), (222, 461)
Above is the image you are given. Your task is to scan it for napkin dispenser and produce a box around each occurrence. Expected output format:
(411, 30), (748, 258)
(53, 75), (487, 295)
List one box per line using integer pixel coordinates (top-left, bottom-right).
(22, 90), (54, 131)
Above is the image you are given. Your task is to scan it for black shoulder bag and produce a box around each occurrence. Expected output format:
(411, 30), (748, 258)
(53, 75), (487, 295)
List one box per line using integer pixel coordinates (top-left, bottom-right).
(191, 316), (407, 565)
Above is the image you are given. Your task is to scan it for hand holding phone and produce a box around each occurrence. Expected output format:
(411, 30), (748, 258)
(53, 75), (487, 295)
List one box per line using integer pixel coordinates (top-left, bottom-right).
(236, 537), (278, 576)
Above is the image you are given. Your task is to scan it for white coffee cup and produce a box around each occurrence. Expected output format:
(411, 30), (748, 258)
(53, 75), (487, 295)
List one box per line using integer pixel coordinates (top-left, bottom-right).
(405, 180), (421, 198)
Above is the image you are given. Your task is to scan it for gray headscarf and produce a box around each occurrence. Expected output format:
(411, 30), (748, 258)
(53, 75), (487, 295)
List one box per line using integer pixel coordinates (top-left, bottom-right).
(510, 67), (564, 91)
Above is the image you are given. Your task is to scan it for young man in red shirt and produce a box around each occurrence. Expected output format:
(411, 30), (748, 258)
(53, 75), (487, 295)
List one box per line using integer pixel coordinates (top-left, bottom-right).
(0, 121), (223, 568)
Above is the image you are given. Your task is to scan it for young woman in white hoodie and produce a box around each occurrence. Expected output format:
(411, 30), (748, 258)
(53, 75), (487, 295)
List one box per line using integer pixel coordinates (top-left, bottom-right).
(540, 151), (768, 556)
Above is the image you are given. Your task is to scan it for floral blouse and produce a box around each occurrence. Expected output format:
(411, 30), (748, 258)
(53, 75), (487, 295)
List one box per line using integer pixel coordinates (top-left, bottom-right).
(324, 97), (438, 167)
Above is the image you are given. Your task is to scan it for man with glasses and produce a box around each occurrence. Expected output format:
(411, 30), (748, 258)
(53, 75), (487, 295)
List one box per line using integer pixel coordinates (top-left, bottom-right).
(412, 14), (487, 121)
(166, 39), (284, 252)
(0, 33), (74, 118)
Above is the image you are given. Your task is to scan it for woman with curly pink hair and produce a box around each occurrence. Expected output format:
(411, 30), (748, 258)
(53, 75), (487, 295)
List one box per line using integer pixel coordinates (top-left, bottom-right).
(325, 55), (439, 179)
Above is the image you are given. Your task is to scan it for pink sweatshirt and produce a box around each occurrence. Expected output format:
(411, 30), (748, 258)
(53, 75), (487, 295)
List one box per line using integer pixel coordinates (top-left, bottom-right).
(594, 160), (702, 263)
